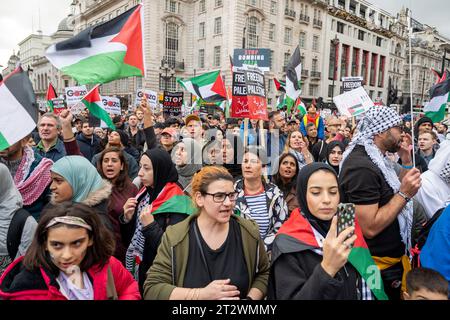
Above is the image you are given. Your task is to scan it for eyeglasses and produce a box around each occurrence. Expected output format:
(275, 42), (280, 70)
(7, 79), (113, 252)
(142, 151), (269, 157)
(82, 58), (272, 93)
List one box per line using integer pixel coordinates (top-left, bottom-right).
(203, 192), (239, 203)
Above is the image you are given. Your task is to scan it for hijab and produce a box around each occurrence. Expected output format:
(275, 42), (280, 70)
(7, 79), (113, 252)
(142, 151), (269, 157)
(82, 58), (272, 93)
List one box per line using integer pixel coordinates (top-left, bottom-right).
(172, 138), (203, 192)
(142, 147), (179, 203)
(296, 162), (340, 237)
(51, 156), (105, 203)
(223, 135), (243, 179)
(326, 141), (345, 175)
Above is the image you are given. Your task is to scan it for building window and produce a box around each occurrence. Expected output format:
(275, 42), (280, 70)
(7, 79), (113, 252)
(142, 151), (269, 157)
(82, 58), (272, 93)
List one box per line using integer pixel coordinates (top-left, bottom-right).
(328, 40), (338, 80)
(214, 17), (222, 35)
(340, 44), (349, 78)
(378, 56), (385, 87)
(160, 77), (177, 92)
(165, 22), (179, 68)
(312, 35), (319, 51)
(270, 1), (277, 14)
(247, 0), (258, 6)
(284, 27), (292, 44)
(199, 22), (205, 38)
(362, 50), (369, 82)
(299, 32), (306, 48)
(214, 46), (221, 66)
(247, 17), (259, 47)
(360, 5), (366, 17)
(284, 52), (290, 68)
(337, 22), (344, 34)
(370, 53), (378, 86)
(269, 24), (275, 41)
(215, 0), (223, 7)
(199, 0), (206, 13)
(166, 0), (177, 13)
(376, 37), (382, 47)
(312, 58), (318, 72)
(351, 47), (360, 76)
(198, 49), (205, 68)
(309, 84), (318, 96)
(358, 30), (365, 41)
(328, 85), (334, 98)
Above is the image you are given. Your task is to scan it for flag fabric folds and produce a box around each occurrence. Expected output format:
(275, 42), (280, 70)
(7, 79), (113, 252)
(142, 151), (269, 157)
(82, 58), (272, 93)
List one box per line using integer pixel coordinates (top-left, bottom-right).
(424, 70), (450, 123)
(45, 4), (145, 85)
(0, 67), (38, 151)
(46, 83), (57, 112)
(274, 78), (286, 92)
(81, 85), (115, 130)
(178, 70), (227, 102)
(285, 46), (302, 115)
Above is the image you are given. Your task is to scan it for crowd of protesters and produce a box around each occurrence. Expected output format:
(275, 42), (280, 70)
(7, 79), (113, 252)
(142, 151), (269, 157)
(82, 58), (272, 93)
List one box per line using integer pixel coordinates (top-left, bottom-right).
(0, 95), (449, 301)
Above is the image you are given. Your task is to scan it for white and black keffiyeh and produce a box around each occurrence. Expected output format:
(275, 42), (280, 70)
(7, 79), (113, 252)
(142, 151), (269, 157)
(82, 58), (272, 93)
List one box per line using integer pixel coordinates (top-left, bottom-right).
(439, 161), (450, 184)
(341, 106), (413, 252)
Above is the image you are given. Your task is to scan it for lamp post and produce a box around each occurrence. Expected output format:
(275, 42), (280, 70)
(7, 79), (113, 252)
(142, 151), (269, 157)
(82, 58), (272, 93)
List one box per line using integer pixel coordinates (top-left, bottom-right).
(330, 35), (340, 107)
(159, 58), (176, 92)
(420, 66), (427, 108)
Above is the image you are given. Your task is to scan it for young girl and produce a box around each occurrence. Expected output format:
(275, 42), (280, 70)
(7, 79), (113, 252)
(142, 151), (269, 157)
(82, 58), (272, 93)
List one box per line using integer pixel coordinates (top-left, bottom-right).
(0, 202), (140, 300)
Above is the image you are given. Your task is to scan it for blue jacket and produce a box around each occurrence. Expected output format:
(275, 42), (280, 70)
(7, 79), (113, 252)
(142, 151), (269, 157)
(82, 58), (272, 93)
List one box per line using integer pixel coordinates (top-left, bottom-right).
(299, 114), (325, 140)
(420, 204), (450, 288)
(33, 139), (66, 162)
(76, 134), (101, 162)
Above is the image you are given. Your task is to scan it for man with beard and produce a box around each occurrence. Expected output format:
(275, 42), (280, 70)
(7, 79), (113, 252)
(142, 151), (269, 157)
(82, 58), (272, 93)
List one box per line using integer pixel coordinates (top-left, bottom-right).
(339, 106), (422, 300)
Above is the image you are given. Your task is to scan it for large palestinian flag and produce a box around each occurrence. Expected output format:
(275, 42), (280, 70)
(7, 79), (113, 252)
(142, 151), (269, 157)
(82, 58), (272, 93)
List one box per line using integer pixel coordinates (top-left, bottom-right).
(0, 67), (38, 151)
(424, 70), (449, 123)
(285, 46), (302, 115)
(45, 5), (145, 84)
(46, 83), (57, 112)
(146, 182), (196, 216)
(81, 85), (115, 130)
(272, 208), (388, 300)
(177, 70), (227, 102)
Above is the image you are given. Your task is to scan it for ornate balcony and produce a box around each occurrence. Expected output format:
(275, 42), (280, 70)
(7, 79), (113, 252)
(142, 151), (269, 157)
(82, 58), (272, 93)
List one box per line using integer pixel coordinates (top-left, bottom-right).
(299, 14), (310, 24)
(284, 8), (296, 20)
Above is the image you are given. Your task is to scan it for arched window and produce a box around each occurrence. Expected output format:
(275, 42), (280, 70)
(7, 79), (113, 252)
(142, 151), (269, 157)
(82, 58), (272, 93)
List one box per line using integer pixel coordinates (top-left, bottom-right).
(247, 17), (259, 48)
(165, 22), (179, 67)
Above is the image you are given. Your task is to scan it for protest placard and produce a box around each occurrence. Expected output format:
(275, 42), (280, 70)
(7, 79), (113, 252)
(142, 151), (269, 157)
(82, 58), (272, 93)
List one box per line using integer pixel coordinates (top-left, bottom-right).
(101, 96), (121, 115)
(333, 86), (374, 117)
(341, 77), (363, 92)
(163, 91), (183, 119)
(135, 89), (158, 110)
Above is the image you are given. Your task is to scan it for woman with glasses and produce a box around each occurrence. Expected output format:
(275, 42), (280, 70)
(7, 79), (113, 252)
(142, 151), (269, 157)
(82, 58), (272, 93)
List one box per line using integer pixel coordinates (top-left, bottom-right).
(143, 166), (269, 300)
(234, 147), (288, 253)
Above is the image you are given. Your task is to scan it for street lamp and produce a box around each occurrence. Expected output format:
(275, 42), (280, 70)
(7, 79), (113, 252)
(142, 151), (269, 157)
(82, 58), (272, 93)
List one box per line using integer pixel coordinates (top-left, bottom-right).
(330, 35), (340, 106)
(159, 58), (176, 92)
(420, 66), (427, 108)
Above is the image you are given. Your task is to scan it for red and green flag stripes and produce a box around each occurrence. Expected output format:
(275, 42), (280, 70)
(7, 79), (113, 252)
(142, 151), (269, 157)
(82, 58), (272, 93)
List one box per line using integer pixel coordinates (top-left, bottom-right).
(46, 83), (57, 112)
(276, 208), (388, 300)
(81, 85), (115, 130)
(45, 5), (145, 84)
(139, 182), (196, 216)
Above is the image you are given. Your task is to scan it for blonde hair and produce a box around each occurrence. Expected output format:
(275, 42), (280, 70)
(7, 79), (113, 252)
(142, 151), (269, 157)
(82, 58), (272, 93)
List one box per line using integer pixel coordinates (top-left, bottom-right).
(191, 166), (233, 209)
(284, 130), (304, 153)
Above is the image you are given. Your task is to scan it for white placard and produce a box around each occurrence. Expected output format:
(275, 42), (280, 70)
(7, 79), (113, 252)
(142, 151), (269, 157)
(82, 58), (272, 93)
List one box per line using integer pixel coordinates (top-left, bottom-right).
(101, 96), (121, 115)
(333, 86), (374, 117)
(65, 86), (88, 106)
(135, 89), (158, 109)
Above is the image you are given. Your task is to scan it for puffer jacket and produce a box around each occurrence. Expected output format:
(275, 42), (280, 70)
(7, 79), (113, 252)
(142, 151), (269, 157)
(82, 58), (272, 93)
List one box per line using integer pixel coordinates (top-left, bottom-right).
(0, 256), (141, 300)
(234, 179), (288, 251)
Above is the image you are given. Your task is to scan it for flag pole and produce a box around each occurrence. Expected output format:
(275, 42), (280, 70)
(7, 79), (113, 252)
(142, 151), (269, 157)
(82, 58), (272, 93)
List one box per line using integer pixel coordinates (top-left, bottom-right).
(407, 9), (416, 168)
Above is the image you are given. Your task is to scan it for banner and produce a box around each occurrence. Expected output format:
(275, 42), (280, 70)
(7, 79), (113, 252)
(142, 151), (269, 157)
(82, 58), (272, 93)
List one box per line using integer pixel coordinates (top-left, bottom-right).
(101, 96), (121, 115)
(135, 88), (158, 110)
(233, 48), (271, 71)
(65, 85), (88, 106)
(51, 98), (66, 115)
(342, 76), (363, 92)
(333, 86), (374, 117)
(163, 91), (183, 118)
(231, 66), (268, 120)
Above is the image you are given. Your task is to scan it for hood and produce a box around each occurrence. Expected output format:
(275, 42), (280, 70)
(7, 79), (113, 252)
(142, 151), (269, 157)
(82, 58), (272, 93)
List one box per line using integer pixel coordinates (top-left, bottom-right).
(50, 180), (112, 207)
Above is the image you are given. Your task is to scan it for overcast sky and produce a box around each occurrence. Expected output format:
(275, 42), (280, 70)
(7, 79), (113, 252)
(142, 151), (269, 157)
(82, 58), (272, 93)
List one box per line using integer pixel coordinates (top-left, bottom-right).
(1, 0), (449, 69)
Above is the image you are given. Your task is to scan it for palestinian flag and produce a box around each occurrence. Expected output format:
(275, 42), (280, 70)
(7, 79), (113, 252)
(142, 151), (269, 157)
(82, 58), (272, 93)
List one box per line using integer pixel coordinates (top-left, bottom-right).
(139, 182), (195, 216)
(272, 208), (388, 300)
(424, 70), (450, 123)
(81, 85), (115, 130)
(0, 67), (38, 151)
(177, 70), (227, 102)
(285, 46), (302, 115)
(294, 97), (307, 115)
(45, 4), (145, 85)
(276, 93), (286, 110)
(46, 83), (57, 112)
(274, 78), (286, 92)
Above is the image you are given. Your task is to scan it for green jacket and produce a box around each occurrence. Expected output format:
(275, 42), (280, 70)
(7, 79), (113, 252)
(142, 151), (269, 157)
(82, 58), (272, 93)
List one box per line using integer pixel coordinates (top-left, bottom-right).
(143, 214), (270, 300)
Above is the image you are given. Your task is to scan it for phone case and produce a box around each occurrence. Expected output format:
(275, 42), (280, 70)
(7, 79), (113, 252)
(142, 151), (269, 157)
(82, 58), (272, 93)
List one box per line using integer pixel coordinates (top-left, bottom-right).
(337, 203), (355, 238)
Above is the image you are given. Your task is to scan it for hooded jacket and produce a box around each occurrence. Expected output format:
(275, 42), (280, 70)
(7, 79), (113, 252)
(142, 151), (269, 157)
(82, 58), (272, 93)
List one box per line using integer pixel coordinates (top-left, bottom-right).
(0, 256), (140, 300)
(76, 133), (101, 162)
(143, 214), (270, 300)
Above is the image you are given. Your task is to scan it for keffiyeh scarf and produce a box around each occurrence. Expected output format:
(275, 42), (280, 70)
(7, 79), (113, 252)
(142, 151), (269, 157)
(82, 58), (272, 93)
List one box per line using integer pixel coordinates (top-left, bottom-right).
(341, 106), (413, 252)
(439, 161), (450, 184)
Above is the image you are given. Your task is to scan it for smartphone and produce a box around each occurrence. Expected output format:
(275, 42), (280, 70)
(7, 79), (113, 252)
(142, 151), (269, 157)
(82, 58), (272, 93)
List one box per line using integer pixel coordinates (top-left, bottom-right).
(337, 203), (356, 239)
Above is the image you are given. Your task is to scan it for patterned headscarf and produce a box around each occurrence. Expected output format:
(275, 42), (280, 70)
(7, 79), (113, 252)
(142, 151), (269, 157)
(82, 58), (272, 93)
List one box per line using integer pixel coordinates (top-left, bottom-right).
(341, 106), (413, 252)
(439, 160), (450, 184)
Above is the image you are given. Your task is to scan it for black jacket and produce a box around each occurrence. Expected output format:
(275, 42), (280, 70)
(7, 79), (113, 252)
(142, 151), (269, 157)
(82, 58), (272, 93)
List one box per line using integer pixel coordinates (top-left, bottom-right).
(76, 134), (101, 162)
(268, 235), (363, 300)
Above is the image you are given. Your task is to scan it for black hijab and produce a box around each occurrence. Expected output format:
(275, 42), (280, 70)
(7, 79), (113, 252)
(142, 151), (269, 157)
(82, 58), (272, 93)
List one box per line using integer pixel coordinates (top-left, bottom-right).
(326, 140), (345, 175)
(296, 162), (340, 237)
(223, 135), (243, 179)
(142, 147), (179, 203)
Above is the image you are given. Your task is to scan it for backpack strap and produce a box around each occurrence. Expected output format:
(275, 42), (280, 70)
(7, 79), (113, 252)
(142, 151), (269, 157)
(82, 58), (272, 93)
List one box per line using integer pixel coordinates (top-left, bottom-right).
(7, 208), (31, 260)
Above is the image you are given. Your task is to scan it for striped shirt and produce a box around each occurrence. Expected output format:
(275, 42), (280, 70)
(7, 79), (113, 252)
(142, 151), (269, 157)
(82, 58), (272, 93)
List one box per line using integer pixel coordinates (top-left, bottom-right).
(245, 192), (270, 239)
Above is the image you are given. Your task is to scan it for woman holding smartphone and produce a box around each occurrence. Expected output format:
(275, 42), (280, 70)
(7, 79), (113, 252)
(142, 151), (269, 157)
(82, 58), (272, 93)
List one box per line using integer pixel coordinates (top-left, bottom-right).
(268, 163), (387, 300)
